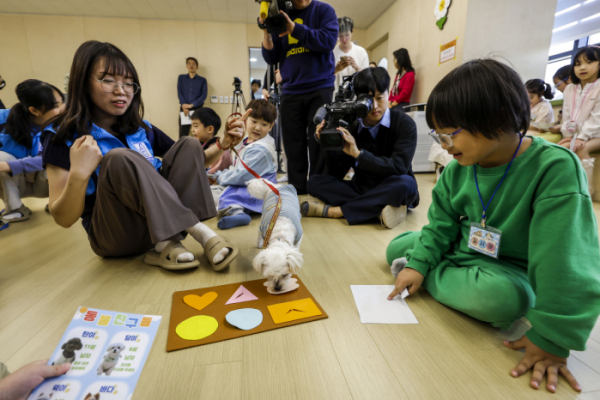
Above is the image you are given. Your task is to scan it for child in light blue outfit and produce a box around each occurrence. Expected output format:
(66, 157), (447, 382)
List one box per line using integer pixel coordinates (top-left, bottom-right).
(216, 99), (278, 229)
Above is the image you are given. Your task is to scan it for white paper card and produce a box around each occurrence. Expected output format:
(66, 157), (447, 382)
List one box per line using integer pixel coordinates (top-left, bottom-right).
(180, 110), (194, 125)
(350, 285), (418, 324)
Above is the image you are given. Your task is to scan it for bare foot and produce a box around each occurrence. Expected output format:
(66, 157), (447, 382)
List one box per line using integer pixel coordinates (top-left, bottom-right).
(327, 206), (344, 219)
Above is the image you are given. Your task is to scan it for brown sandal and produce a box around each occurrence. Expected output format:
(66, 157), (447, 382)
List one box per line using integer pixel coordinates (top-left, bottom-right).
(204, 236), (239, 271)
(1, 204), (32, 222)
(300, 198), (326, 217)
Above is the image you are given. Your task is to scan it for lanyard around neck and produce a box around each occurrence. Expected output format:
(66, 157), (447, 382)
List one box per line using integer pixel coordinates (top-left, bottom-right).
(473, 134), (524, 227)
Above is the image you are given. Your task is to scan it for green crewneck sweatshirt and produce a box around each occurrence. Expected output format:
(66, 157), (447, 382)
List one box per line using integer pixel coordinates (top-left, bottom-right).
(406, 137), (600, 357)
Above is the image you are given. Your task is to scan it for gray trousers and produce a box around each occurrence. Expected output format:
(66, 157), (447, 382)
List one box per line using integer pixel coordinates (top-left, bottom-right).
(88, 137), (216, 257)
(0, 151), (48, 211)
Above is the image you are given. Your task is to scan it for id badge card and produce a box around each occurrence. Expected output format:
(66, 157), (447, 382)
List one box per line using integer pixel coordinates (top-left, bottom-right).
(566, 121), (578, 134)
(468, 222), (501, 258)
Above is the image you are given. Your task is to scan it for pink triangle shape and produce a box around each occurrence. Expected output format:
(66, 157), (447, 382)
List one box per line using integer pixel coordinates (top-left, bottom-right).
(225, 285), (259, 305)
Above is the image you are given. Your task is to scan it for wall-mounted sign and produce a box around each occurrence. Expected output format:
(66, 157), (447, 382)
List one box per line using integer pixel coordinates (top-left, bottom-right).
(435, 0), (452, 30)
(439, 38), (457, 65)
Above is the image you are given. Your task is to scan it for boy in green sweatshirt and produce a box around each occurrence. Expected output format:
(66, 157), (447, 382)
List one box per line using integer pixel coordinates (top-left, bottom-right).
(386, 59), (600, 393)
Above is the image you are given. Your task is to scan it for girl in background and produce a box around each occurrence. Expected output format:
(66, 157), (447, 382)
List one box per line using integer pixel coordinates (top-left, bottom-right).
(388, 48), (415, 110)
(525, 79), (557, 142)
(558, 46), (600, 195)
(0, 79), (64, 222)
(548, 65), (572, 135)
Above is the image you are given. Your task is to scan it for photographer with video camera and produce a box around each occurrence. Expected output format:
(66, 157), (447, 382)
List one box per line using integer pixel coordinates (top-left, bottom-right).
(258, 0), (338, 194)
(302, 67), (420, 229)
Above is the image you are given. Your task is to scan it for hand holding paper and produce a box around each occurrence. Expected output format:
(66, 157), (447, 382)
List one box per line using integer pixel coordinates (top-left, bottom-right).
(0, 360), (70, 400)
(388, 267), (424, 300)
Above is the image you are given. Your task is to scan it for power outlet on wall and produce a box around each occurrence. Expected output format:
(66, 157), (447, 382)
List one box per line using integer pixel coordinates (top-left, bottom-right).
(224, 96), (229, 104)
(230, 96), (234, 104)
(219, 96), (224, 104)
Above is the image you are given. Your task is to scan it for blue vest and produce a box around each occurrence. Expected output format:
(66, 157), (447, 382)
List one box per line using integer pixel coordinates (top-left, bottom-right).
(0, 109), (43, 159)
(46, 121), (161, 196)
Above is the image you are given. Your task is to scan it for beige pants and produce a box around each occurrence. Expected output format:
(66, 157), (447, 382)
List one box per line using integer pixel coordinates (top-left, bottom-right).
(0, 151), (49, 211)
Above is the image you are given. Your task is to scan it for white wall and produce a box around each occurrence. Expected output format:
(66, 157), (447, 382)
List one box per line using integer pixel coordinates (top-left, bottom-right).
(0, 13), (260, 140)
(462, 0), (557, 82)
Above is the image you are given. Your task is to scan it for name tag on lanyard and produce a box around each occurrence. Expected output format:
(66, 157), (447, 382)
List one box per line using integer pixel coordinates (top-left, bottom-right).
(470, 134), (524, 258)
(468, 223), (501, 258)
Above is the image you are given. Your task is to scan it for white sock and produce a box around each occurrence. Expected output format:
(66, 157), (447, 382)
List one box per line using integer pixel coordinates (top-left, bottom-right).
(185, 222), (217, 247)
(391, 257), (408, 278)
(155, 240), (194, 263)
(185, 222), (230, 264)
(2, 212), (23, 220)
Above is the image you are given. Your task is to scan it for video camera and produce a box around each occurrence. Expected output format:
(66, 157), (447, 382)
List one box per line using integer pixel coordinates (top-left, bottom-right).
(313, 74), (374, 151)
(233, 77), (242, 92)
(255, 0), (293, 34)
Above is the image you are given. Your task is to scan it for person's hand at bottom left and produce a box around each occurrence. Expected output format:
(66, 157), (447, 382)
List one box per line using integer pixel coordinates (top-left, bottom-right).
(0, 359), (71, 400)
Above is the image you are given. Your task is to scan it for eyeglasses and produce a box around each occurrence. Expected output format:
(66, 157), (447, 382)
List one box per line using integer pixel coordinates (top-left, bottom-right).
(94, 78), (140, 95)
(428, 128), (463, 147)
(554, 77), (568, 89)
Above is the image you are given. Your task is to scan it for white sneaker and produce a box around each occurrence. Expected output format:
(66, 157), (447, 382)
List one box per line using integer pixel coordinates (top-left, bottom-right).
(380, 205), (407, 229)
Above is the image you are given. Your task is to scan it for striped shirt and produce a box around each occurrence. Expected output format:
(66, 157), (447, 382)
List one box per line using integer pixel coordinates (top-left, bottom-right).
(259, 184), (303, 245)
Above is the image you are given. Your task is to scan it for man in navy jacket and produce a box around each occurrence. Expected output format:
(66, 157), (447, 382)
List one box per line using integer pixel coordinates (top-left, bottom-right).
(261, 0), (338, 194)
(178, 57), (207, 138)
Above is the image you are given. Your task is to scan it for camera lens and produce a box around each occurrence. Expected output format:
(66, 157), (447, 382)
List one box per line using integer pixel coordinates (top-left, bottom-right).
(321, 131), (344, 148)
(266, 14), (288, 32)
(354, 94), (374, 118)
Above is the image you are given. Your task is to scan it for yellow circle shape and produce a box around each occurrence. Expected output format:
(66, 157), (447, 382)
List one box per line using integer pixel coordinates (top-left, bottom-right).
(176, 316), (218, 341)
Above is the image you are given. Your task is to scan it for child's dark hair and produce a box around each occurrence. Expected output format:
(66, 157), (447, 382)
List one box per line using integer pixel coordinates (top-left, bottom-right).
(354, 67), (391, 96)
(186, 57), (199, 66)
(190, 108), (221, 135)
(247, 99), (277, 124)
(570, 46), (600, 84)
(426, 59), (530, 140)
(49, 41), (147, 144)
(525, 79), (554, 100)
(6, 79), (63, 149)
(338, 16), (354, 33)
(553, 65), (571, 82)
(251, 79), (261, 86)
(393, 48), (414, 73)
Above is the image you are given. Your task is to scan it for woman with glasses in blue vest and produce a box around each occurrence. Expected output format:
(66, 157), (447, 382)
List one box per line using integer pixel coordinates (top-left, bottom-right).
(41, 41), (245, 271)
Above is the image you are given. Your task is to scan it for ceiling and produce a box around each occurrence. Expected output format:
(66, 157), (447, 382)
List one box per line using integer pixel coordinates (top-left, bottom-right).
(0, 0), (396, 29)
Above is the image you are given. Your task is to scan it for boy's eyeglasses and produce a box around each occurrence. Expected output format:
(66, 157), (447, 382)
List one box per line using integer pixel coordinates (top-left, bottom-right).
(428, 128), (463, 147)
(554, 76), (568, 89)
(95, 78), (140, 96)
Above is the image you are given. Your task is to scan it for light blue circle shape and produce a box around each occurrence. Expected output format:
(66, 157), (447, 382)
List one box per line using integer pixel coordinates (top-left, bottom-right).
(225, 308), (264, 331)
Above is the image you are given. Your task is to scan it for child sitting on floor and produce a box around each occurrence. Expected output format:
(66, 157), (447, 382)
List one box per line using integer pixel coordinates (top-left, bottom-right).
(386, 59), (600, 394)
(215, 99), (278, 229)
(190, 107), (232, 174)
(525, 78), (556, 140)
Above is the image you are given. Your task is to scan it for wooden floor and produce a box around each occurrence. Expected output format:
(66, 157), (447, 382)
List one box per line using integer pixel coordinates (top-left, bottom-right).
(2, 174), (600, 400)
